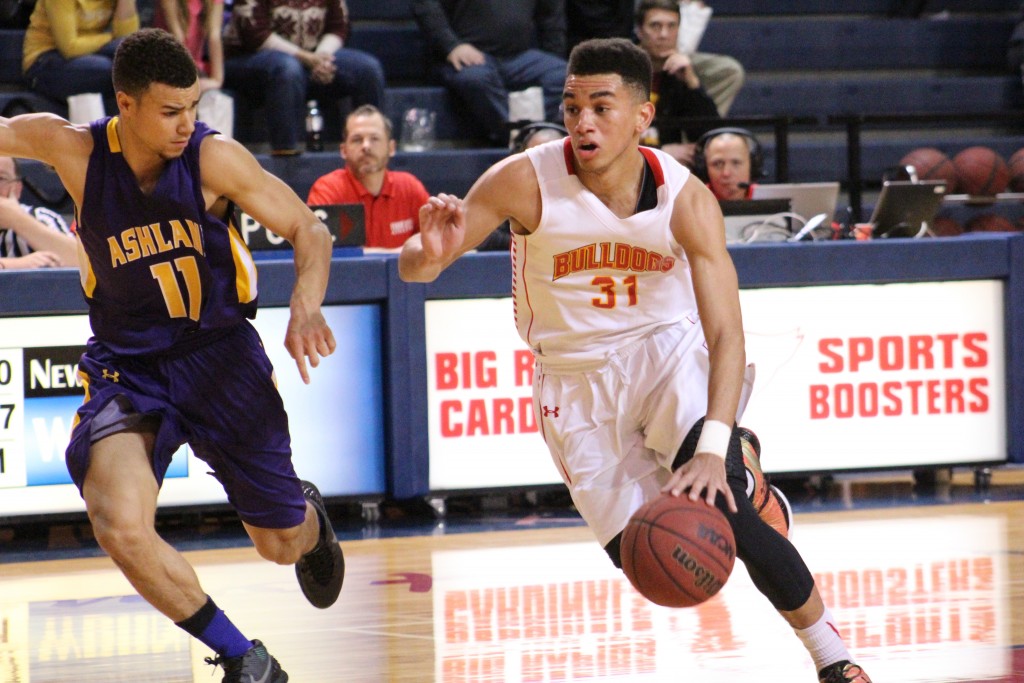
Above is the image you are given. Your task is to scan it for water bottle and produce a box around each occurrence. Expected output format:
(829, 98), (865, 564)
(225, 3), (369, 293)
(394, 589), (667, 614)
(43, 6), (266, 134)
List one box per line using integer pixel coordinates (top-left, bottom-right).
(305, 100), (323, 152)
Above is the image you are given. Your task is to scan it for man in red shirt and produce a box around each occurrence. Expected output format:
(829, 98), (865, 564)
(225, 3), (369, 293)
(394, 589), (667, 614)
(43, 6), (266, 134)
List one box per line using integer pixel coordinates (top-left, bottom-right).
(307, 105), (429, 249)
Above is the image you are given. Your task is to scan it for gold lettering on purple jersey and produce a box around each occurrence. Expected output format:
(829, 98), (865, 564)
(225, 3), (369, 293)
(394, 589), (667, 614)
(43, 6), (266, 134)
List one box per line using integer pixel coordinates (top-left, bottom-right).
(121, 228), (140, 262)
(148, 223), (173, 253)
(186, 219), (204, 256)
(106, 220), (205, 268)
(169, 220), (193, 250)
(107, 235), (128, 268)
(551, 242), (677, 281)
(134, 226), (158, 257)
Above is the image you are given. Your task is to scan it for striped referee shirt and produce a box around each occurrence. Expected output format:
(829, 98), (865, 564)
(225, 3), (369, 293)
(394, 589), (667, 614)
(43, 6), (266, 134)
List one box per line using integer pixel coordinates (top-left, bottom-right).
(0, 204), (71, 258)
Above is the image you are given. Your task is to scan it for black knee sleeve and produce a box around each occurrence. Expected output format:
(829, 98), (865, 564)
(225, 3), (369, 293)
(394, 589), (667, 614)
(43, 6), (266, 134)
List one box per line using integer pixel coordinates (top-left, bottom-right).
(604, 532), (623, 568)
(675, 418), (814, 611)
(728, 491), (814, 611)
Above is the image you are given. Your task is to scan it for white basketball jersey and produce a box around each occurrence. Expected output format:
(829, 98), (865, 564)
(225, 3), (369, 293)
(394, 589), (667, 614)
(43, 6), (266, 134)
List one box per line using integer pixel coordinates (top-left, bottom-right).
(513, 139), (699, 369)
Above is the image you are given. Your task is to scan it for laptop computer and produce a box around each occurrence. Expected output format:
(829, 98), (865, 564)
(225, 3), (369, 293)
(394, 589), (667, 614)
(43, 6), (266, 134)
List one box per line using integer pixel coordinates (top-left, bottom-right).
(234, 203), (367, 250)
(868, 180), (948, 238)
(750, 182), (841, 226)
(719, 198), (791, 243)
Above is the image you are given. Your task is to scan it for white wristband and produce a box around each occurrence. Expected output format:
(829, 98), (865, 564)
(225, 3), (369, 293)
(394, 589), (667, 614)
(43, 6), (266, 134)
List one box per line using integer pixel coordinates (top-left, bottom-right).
(695, 419), (731, 460)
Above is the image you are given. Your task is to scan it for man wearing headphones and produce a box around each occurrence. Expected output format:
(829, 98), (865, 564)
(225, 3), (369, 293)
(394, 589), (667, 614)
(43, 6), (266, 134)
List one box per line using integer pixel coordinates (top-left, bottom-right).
(695, 127), (763, 201)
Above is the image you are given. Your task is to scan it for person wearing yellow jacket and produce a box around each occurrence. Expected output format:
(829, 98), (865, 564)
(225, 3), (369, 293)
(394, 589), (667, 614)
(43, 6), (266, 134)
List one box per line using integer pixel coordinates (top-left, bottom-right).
(22, 0), (139, 115)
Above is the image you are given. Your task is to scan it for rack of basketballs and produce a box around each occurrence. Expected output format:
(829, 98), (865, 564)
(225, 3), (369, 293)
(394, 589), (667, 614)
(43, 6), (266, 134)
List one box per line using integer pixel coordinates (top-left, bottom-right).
(898, 146), (1023, 236)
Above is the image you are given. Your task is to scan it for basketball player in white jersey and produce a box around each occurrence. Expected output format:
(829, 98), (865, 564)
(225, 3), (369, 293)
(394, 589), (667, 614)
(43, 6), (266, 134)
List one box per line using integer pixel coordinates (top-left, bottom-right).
(398, 38), (871, 683)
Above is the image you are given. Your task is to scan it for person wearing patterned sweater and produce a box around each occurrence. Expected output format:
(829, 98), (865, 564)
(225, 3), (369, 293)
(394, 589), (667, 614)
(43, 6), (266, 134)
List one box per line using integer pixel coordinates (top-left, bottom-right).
(223, 0), (385, 155)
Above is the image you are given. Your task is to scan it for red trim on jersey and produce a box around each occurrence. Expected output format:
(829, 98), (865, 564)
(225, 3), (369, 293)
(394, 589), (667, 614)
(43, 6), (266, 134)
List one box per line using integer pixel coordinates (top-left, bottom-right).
(638, 147), (666, 187)
(521, 237), (537, 347)
(561, 138), (575, 174)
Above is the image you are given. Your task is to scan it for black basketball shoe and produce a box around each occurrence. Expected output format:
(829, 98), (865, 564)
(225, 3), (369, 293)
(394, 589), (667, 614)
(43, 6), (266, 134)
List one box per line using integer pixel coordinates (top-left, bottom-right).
(204, 639), (288, 682)
(818, 660), (872, 683)
(295, 480), (345, 608)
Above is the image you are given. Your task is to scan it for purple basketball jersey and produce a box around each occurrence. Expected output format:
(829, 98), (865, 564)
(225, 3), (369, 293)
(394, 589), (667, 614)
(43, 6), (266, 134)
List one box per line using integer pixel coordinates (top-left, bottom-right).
(77, 118), (258, 355)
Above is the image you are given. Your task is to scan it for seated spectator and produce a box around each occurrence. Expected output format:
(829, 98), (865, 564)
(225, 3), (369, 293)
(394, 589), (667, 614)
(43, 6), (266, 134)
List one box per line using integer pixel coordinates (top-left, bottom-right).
(307, 105), (429, 250)
(693, 127), (763, 201)
(156, 0), (233, 136)
(565, 0), (744, 116)
(0, 157), (76, 269)
(509, 121), (568, 153)
(155, 0), (224, 94)
(634, 0), (720, 167)
(566, 0), (632, 48)
(223, 0), (385, 155)
(674, 1), (744, 116)
(22, 0), (139, 115)
(412, 0), (568, 146)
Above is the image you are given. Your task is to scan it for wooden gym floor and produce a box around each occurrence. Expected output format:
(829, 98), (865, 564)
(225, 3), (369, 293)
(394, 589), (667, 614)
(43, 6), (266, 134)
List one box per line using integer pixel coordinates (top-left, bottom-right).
(3, 467), (1024, 682)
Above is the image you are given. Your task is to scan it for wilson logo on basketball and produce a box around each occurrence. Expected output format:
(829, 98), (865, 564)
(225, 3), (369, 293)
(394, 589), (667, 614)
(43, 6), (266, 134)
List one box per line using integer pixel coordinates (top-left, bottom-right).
(698, 523), (735, 562)
(671, 546), (724, 596)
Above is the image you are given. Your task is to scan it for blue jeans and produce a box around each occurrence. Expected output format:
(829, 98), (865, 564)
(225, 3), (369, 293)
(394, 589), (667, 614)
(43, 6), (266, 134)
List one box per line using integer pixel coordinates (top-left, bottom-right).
(24, 40), (123, 114)
(439, 49), (567, 145)
(224, 48), (385, 151)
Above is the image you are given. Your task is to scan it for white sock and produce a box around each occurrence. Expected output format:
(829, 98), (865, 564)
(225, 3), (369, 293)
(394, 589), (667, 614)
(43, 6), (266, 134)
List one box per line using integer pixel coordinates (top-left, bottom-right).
(793, 607), (852, 673)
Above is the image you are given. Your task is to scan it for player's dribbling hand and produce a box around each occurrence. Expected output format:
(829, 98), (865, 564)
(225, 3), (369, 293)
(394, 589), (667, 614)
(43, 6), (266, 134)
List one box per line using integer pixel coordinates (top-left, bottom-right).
(662, 452), (738, 513)
(285, 306), (337, 385)
(419, 194), (465, 262)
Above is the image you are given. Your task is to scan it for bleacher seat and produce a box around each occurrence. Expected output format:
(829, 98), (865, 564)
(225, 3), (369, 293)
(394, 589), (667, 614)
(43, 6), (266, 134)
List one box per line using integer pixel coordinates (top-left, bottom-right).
(347, 0), (412, 21)
(701, 16), (1013, 72)
(347, 23), (428, 85)
(0, 29), (64, 117)
(731, 75), (1023, 118)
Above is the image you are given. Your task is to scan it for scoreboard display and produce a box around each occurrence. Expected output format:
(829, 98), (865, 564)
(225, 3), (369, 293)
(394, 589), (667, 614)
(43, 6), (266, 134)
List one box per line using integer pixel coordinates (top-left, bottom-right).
(0, 306), (387, 518)
(0, 316), (94, 499)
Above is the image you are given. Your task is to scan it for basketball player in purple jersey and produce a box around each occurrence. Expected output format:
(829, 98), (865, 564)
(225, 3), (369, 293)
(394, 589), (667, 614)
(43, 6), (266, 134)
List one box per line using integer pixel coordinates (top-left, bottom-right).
(399, 38), (871, 683)
(0, 29), (344, 682)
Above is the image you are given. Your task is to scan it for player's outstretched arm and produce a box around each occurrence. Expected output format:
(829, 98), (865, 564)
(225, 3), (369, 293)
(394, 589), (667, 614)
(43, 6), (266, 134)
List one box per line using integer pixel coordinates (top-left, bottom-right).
(664, 178), (745, 512)
(398, 154), (539, 282)
(0, 114), (92, 205)
(200, 135), (336, 384)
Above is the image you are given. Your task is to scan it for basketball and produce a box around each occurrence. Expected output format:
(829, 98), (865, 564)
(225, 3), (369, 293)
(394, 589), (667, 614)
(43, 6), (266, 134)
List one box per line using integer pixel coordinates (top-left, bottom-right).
(965, 213), (1017, 233)
(900, 147), (957, 192)
(953, 146), (1009, 196)
(1008, 148), (1024, 192)
(621, 494), (735, 608)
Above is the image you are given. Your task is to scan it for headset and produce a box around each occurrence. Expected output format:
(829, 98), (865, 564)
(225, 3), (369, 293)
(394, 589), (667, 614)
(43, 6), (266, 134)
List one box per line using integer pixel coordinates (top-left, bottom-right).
(510, 121), (569, 153)
(691, 127), (765, 183)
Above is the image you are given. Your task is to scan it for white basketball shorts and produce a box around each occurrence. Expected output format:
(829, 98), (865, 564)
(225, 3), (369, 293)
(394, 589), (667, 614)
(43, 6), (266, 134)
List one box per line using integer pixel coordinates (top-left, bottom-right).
(534, 318), (755, 547)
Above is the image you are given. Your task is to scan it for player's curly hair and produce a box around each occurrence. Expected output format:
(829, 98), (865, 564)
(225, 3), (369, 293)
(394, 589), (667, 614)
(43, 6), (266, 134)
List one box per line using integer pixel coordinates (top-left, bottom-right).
(567, 38), (652, 102)
(112, 28), (199, 97)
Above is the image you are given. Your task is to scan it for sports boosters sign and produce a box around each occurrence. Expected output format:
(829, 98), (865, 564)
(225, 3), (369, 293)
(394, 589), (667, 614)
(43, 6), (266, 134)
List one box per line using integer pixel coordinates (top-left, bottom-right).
(425, 280), (1005, 490)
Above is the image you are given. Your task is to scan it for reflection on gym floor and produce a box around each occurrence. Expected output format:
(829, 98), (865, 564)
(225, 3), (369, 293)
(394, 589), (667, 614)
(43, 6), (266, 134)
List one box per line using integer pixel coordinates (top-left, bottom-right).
(2, 498), (1023, 682)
